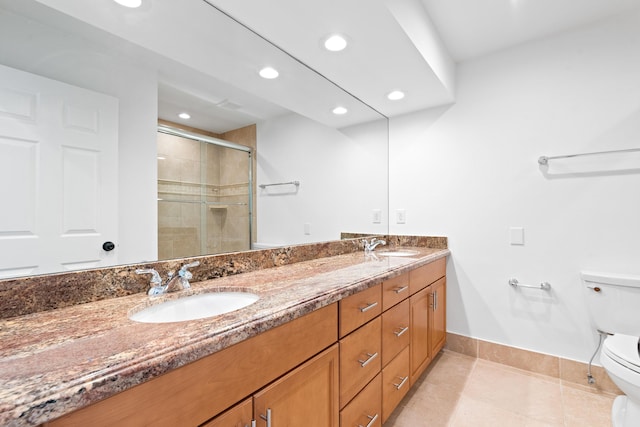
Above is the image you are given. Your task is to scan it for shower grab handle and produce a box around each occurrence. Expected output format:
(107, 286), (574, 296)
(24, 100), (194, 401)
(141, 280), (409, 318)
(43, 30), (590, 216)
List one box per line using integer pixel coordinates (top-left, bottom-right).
(509, 278), (551, 291)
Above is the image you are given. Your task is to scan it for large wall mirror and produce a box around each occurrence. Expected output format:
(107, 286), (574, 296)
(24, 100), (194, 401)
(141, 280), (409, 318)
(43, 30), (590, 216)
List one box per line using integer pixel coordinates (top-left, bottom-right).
(0, 0), (388, 279)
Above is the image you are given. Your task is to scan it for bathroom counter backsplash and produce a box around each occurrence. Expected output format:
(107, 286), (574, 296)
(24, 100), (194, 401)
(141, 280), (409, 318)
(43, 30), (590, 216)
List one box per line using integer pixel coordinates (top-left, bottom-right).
(0, 236), (448, 427)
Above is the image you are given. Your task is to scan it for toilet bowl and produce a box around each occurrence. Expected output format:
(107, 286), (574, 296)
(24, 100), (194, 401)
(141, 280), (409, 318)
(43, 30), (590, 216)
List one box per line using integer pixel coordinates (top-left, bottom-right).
(581, 271), (640, 427)
(600, 334), (640, 427)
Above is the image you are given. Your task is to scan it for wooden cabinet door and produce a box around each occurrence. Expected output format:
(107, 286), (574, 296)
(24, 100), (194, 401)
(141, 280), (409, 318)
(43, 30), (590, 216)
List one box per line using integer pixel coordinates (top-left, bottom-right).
(429, 277), (446, 356)
(409, 286), (430, 386)
(202, 398), (252, 427)
(254, 344), (339, 427)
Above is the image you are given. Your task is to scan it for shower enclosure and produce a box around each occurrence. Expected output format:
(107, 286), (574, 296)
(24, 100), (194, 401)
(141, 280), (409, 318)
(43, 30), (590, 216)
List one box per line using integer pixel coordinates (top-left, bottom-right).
(156, 125), (252, 259)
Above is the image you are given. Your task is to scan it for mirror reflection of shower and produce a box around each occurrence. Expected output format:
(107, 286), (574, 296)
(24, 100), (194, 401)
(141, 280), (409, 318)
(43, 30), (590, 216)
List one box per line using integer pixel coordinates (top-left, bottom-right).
(156, 124), (254, 259)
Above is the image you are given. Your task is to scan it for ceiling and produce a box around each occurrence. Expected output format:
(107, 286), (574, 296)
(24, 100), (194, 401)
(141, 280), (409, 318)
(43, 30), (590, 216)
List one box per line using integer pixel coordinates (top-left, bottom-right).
(15, 0), (640, 133)
(211, 0), (640, 115)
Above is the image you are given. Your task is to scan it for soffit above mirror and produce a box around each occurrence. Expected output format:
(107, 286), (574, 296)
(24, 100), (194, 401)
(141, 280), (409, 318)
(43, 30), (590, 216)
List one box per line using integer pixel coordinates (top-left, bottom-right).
(20, 0), (385, 132)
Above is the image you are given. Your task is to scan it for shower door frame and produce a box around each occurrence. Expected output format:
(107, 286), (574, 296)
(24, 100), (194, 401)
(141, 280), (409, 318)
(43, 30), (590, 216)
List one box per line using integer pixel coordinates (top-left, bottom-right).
(157, 124), (253, 254)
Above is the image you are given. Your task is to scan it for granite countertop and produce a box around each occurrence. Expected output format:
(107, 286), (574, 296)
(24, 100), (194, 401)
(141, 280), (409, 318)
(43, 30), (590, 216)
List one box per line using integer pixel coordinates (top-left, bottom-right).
(0, 247), (449, 426)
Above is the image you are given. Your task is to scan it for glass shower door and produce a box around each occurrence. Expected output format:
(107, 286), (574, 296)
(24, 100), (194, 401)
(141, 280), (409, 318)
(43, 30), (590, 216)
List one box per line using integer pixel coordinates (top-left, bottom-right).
(157, 128), (252, 259)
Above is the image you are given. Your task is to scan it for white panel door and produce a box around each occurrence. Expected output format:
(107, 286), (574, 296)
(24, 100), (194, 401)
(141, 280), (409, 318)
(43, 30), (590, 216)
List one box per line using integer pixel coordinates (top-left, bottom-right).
(0, 64), (118, 278)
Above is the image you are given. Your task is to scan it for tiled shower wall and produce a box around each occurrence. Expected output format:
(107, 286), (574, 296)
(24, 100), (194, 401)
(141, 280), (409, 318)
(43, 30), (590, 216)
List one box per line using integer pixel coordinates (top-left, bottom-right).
(157, 130), (251, 259)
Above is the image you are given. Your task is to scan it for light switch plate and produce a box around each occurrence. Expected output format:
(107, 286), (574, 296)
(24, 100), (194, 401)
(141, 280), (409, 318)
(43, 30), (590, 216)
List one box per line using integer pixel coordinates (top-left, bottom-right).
(396, 209), (406, 224)
(304, 223), (311, 235)
(372, 209), (382, 224)
(510, 227), (524, 245)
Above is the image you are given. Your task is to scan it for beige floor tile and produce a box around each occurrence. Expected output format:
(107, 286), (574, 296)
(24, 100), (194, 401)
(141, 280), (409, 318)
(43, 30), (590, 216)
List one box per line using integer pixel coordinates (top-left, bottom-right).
(450, 395), (563, 427)
(384, 349), (615, 427)
(423, 351), (476, 388)
(561, 385), (615, 427)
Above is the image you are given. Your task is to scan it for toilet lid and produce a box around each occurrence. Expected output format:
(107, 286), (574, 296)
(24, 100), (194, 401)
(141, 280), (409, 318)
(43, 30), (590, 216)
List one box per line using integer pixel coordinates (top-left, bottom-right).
(603, 333), (640, 374)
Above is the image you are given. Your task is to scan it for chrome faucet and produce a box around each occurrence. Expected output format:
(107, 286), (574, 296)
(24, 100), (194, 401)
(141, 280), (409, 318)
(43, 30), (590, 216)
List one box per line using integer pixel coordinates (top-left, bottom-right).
(363, 238), (386, 254)
(166, 261), (200, 292)
(136, 261), (200, 296)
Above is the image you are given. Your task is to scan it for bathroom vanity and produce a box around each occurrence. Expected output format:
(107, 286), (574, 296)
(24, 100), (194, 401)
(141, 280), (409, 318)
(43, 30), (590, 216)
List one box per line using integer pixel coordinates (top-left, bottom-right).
(0, 243), (448, 427)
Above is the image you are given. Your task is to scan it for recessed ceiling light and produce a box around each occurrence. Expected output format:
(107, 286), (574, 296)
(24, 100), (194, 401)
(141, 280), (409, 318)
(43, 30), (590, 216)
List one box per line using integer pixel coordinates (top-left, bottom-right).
(332, 106), (348, 115)
(259, 67), (279, 79)
(324, 34), (348, 52)
(178, 112), (191, 119)
(387, 90), (405, 101)
(113, 0), (142, 8)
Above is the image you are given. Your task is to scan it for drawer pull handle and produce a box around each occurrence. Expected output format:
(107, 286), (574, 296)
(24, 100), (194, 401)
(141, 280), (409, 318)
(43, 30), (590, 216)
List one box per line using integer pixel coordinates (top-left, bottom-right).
(394, 326), (409, 337)
(358, 413), (379, 427)
(358, 352), (379, 367)
(259, 408), (272, 427)
(393, 376), (409, 390)
(394, 285), (409, 294)
(359, 301), (379, 313)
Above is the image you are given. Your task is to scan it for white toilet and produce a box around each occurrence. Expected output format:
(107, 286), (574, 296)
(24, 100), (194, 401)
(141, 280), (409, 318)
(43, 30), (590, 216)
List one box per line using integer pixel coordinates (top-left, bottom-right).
(582, 271), (640, 427)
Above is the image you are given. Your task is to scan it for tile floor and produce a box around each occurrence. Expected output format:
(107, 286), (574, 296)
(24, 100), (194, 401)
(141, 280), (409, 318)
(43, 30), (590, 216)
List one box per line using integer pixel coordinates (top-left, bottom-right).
(384, 350), (618, 426)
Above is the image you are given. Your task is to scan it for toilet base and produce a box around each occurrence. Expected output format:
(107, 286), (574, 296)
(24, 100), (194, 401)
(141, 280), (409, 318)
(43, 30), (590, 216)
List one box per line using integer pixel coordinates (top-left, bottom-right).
(611, 395), (640, 427)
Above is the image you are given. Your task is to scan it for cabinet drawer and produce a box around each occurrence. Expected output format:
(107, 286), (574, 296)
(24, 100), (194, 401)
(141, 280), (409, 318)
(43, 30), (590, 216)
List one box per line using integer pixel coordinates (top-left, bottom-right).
(202, 397), (252, 427)
(409, 257), (445, 295)
(339, 317), (382, 408)
(381, 299), (410, 366)
(382, 346), (410, 423)
(382, 273), (410, 311)
(340, 373), (382, 427)
(339, 284), (382, 338)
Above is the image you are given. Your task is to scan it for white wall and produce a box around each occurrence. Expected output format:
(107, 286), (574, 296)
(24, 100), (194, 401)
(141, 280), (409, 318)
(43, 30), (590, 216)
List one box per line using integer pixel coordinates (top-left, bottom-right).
(389, 10), (640, 362)
(257, 113), (388, 245)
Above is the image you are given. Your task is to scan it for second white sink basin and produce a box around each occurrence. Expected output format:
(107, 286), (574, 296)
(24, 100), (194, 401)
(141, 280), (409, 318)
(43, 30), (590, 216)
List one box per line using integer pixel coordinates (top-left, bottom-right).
(376, 250), (420, 257)
(129, 291), (260, 323)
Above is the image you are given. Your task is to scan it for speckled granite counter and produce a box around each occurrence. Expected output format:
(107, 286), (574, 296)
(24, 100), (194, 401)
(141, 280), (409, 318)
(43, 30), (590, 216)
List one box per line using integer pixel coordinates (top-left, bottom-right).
(0, 247), (449, 426)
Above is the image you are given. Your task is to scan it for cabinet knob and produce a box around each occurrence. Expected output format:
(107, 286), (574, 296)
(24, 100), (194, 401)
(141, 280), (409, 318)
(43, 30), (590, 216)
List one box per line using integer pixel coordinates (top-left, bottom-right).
(102, 241), (115, 251)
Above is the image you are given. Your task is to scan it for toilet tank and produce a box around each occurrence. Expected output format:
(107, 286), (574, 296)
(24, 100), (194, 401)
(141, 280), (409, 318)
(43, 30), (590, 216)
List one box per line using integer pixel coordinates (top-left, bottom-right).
(582, 271), (640, 336)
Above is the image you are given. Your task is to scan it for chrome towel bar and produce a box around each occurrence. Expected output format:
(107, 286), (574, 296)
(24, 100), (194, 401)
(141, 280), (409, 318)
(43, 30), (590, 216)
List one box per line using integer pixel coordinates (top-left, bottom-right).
(538, 147), (640, 165)
(259, 180), (300, 189)
(509, 278), (551, 291)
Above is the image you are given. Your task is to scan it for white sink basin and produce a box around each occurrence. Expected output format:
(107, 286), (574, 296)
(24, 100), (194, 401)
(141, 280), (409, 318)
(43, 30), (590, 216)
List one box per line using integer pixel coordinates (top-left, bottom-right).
(129, 291), (260, 323)
(376, 250), (420, 257)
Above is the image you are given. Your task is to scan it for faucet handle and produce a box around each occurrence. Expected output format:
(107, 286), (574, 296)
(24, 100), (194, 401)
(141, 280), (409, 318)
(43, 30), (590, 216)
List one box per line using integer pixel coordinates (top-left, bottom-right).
(178, 261), (200, 276)
(135, 268), (162, 285)
(177, 261), (200, 290)
(179, 261), (200, 278)
(136, 268), (166, 296)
